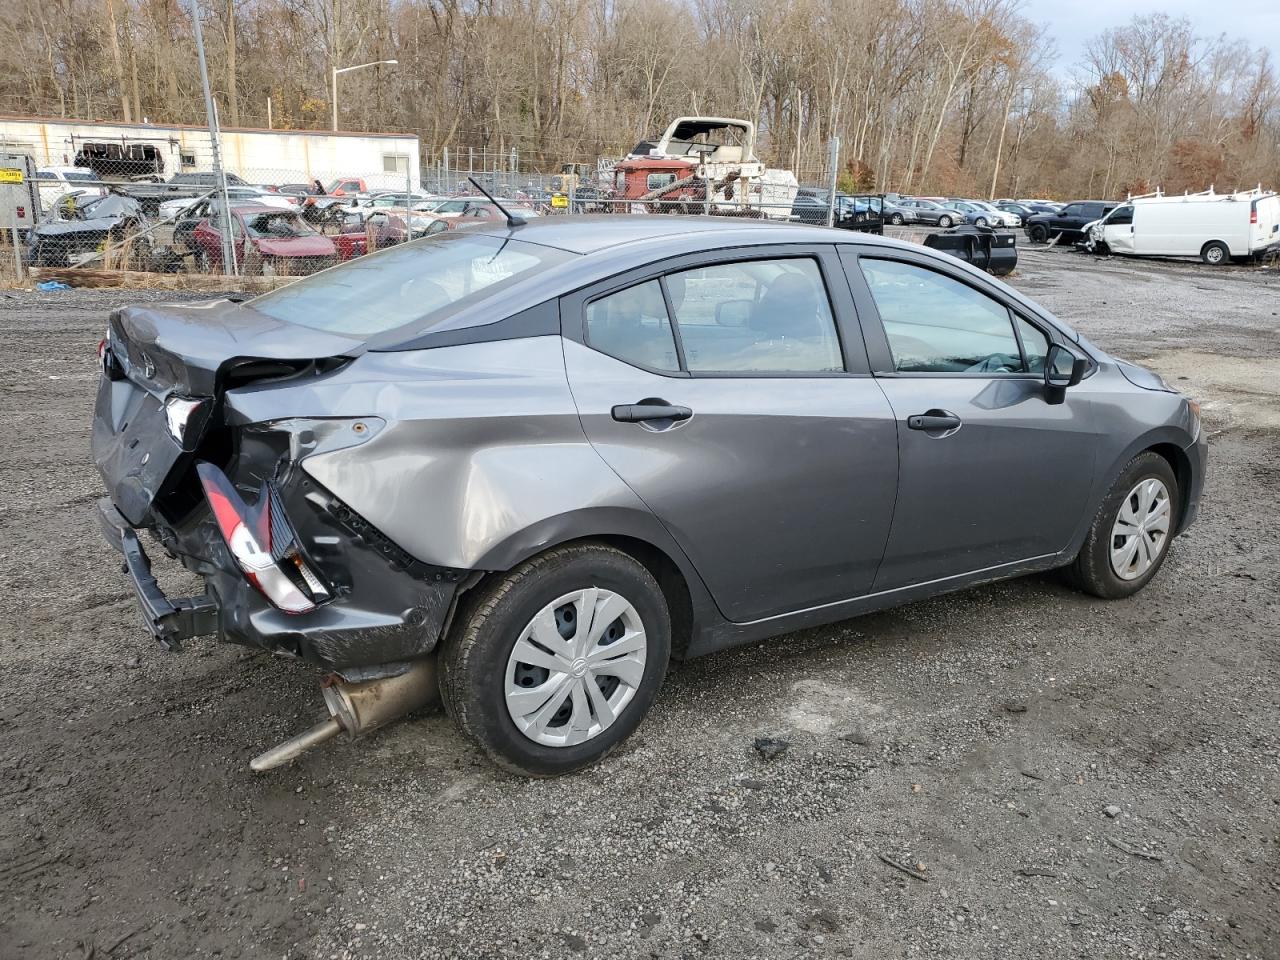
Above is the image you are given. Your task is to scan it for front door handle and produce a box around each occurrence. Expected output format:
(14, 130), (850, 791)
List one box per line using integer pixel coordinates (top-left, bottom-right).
(907, 411), (962, 431)
(612, 402), (693, 423)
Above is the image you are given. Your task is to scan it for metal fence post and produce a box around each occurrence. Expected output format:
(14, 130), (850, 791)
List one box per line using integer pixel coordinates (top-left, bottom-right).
(826, 137), (840, 228)
(7, 185), (23, 282)
(190, 0), (236, 275)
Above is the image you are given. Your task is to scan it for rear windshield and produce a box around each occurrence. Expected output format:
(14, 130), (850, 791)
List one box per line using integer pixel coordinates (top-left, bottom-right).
(250, 232), (575, 337)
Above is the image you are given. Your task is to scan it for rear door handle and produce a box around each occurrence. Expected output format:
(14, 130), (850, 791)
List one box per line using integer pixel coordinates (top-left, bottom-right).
(907, 412), (962, 431)
(611, 402), (693, 423)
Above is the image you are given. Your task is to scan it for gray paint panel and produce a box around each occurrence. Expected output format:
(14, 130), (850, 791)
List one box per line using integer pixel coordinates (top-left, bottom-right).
(563, 340), (900, 622)
(277, 337), (656, 570)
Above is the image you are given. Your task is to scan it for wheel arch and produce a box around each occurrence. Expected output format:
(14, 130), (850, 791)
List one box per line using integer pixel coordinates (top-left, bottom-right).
(1200, 239), (1231, 261)
(1144, 440), (1196, 535)
(470, 507), (711, 659)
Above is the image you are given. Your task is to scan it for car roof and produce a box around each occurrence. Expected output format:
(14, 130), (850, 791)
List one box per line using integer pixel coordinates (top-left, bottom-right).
(457, 214), (880, 255)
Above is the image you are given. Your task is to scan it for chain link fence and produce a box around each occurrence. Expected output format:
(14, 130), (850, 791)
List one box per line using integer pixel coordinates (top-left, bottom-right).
(4, 136), (901, 285)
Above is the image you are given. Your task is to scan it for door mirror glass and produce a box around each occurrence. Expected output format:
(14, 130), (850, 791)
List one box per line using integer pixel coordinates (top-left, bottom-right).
(714, 299), (753, 327)
(1045, 343), (1086, 390)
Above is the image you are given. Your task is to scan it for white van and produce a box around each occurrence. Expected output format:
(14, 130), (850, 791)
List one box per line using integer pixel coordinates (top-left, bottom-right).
(1088, 190), (1280, 264)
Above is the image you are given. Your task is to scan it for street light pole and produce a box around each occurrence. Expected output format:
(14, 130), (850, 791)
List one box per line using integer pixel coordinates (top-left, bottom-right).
(331, 60), (398, 132)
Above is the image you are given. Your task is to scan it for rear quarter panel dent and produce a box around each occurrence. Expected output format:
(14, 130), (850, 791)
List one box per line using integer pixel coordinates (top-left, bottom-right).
(288, 337), (658, 570)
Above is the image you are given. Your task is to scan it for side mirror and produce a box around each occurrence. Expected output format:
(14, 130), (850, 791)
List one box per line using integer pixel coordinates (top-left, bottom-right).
(715, 299), (754, 327)
(1044, 343), (1087, 404)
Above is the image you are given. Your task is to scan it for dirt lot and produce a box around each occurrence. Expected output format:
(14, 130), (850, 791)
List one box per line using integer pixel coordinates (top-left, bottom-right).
(1, 242), (1277, 960)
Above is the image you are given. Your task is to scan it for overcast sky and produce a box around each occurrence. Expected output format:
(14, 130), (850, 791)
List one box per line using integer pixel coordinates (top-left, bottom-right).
(1019, 0), (1280, 87)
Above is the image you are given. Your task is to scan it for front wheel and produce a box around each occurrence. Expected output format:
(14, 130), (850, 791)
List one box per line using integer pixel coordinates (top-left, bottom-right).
(938, 214), (954, 228)
(890, 213), (904, 225)
(974, 216), (988, 227)
(440, 543), (671, 776)
(1201, 241), (1229, 266)
(1028, 224), (1050, 244)
(1066, 452), (1179, 599)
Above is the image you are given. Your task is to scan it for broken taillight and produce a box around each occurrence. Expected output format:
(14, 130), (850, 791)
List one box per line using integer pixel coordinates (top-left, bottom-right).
(163, 395), (209, 448)
(196, 462), (328, 615)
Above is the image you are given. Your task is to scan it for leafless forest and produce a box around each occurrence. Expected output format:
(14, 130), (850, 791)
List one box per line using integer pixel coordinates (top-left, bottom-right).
(1, 0), (1277, 197)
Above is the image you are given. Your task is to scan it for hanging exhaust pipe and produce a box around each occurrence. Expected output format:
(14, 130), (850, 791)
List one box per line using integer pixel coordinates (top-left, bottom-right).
(249, 658), (439, 773)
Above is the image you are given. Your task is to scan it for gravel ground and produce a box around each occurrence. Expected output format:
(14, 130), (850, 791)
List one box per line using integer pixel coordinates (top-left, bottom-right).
(1, 242), (1277, 960)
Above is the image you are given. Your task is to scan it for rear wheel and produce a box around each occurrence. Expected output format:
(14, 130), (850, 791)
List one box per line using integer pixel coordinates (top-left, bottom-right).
(1201, 241), (1229, 266)
(1066, 452), (1179, 599)
(440, 543), (671, 776)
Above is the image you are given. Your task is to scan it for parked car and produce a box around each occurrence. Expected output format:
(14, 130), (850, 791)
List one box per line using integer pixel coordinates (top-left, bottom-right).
(428, 197), (492, 218)
(91, 217), (1206, 777)
(883, 199), (918, 225)
(332, 211), (411, 260)
(895, 198), (958, 227)
(118, 171), (253, 216)
(964, 200), (1021, 227)
(33, 166), (105, 212)
(1025, 200), (1119, 244)
(789, 191), (885, 231)
(300, 179), (371, 223)
(27, 194), (152, 268)
(159, 187), (295, 222)
(1084, 190), (1280, 264)
(170, 197), (269, 253)
(455, 203), (543, 226)
(995, 201), (1037, 221)
(940, 200), (1017, 228)
(192, 205), (337, 275)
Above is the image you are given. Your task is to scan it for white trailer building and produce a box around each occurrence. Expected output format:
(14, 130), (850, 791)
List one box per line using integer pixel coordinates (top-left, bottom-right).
(0, 114), (421, 190)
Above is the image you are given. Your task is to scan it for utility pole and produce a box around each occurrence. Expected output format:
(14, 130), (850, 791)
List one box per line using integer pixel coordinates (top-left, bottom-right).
(190, 0), (236, 275)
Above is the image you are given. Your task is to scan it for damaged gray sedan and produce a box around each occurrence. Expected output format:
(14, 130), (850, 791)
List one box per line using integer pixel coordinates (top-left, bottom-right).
(92, 215), (1206, 776)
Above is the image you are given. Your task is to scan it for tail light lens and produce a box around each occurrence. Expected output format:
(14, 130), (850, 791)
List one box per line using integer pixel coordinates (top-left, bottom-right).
(196, 462), (328, 615)
(16, 206), (25, 219)
(1250, 204), (1258, 224)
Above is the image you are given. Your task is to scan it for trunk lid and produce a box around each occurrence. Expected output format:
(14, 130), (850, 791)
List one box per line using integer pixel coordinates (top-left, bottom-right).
(92, 298), (360, 526)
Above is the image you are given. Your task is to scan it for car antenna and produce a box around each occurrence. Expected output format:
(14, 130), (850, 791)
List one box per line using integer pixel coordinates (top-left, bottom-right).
(467, 176), (526, 228)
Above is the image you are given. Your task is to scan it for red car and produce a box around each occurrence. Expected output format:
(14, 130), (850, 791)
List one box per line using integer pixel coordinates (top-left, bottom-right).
(333, 212), (410, 261)
(193, 205), (337, 276)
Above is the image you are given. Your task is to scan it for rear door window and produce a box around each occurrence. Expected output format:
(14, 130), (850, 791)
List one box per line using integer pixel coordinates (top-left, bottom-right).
(585, 280), (680, 372)
(666, 259), (843, 373)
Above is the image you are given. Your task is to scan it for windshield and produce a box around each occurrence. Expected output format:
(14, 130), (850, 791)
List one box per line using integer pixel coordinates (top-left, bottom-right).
(242, 211), (314, 238)
(250, 233), (576, 337)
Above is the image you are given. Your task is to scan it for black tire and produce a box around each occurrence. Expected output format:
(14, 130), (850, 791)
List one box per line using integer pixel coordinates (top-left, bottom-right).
(890, 213), (904, 225)
(1028, 223), (1050, 244)
(938, 214), (954, 228)
(1066, 452), (1179, 599)
(439, 543), (671, 776)
(975, 216), (988, 227)
(1201, 241), (1229, 266)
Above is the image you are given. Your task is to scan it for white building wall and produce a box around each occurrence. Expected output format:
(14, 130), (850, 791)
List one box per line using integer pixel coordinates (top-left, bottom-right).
(0, 115), (420, 189)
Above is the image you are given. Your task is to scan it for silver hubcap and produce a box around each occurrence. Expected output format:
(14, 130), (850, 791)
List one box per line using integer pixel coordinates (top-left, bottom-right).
(1110, 478), (1172, 580)
(504, 588), (647, 747)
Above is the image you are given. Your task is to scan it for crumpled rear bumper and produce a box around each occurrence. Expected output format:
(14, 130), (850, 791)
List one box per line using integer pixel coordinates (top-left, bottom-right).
(99, 498), (218, 650)
(96, 469), (468, 677)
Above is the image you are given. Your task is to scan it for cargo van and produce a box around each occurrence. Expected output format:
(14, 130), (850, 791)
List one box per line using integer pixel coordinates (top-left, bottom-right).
(1087, 189), (1280, 264)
